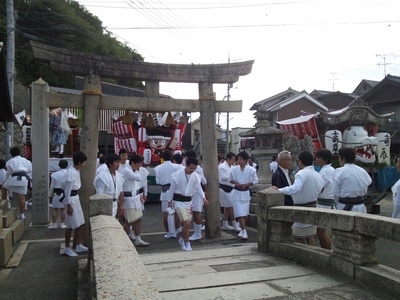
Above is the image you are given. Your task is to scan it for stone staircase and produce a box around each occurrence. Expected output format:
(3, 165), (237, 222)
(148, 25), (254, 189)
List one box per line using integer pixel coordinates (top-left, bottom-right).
(0, 198), (26, 267)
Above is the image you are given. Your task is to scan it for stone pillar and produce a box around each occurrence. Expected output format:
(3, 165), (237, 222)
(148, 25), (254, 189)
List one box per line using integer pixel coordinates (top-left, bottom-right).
(79, 74), (102, 244)
(257, 188), (288, 252)
(31, 78), (50, 225)
(199, 82), (221, 238)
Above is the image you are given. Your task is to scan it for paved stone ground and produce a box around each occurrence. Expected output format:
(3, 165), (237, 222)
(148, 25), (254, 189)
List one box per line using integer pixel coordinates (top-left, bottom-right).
(0, 194), (398, 299)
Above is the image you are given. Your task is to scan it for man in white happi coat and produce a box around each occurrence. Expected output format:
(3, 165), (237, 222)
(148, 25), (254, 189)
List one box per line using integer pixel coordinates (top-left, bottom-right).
(219, 152), (241, 232)
(117, 148), (129, 173)
(155, 150), (180, 238)
(121, 154), (149, 246)
(333, 147), (372, 213)
(273, 151), (324, 246)
(48, 159), (69, 229)
(315, 148), (336, 250)
(183, 150), (208, 241)
(94, 154), (124, 220)
(229, 151), (258, 240)
(96, 156), (107, 175)
(63, 152), (88, 257)
(167, 157), (208, 251)
(3, 147), (32, 219)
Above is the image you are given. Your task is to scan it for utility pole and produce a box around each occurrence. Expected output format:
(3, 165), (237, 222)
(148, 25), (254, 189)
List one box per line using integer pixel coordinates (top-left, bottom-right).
(6, 0), (15, 160)
(330, 72), (337, 91)
(376, 54), (392, 77)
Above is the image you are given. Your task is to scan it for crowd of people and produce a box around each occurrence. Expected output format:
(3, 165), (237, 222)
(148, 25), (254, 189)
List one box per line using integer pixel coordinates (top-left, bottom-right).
(1, 144), (400, 256)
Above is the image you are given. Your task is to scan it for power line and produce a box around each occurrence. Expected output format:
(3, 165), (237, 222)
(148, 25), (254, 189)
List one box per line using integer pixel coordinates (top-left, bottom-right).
(107, 19), (400, 30)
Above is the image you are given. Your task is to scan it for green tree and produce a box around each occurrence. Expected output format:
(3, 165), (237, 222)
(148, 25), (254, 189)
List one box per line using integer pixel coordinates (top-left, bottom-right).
(0, 0), (144, 88)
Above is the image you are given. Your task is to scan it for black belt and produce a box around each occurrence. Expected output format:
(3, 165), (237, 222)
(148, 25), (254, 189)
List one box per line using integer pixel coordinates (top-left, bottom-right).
(12, 172), (31, 190)
(317, 198), (335, 209)
(234, 186), (249, 191)
(137, 187), (144, 195)
(70, 190), (78, 197)
(219, 183), (234, 193)
(54, 188), (65, 203)
(339, 197), (364, 211)
(161, 184), (171, 193)
(173, 193), (191, 202)
(295, 201), (316, 207)
(123, 191), (132, 197)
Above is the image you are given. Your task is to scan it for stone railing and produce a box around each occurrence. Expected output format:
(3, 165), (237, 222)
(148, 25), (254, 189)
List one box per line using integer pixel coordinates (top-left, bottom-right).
(88, 194), (160, 299)
(257, 188), (400, 299)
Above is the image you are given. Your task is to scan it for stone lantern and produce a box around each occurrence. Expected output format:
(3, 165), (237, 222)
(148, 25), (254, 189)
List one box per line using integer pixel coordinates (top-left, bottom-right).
(239, 109), (284, 191)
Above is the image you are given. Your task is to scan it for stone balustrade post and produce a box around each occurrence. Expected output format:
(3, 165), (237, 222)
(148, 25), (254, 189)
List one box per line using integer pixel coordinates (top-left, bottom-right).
(89, 194), (113, 217)
(257, 187), (290, 252)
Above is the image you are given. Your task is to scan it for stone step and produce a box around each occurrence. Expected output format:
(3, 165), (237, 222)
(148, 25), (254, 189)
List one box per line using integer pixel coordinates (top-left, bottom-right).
(2, 208), (17, 229)
(247, 213), (257, 229)
(249, 202), (258, 214)
(0, 228), (12, 267)
(6, 218), (26, 244)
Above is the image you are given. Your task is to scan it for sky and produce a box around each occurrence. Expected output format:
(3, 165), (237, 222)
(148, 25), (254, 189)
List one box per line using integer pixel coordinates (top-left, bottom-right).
(76, 0), (400, 129)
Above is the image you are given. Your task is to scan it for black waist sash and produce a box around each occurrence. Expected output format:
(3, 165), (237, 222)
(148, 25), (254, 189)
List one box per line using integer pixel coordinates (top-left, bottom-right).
(219, 183), (234, 193)
(339, 196), (364, 211)
(12, 171), (31, 190)
(233, 186), (249, 191)
(295, 201), (317, 207)
(54, 188), (65, 202)
(317, 198), (335, 209)
(161, 184), (171, 193)
(123, 191), (132, 197)
(173, 193), (191, 202)
(137, 187), (144, 195)
(70, 190), (78, 197)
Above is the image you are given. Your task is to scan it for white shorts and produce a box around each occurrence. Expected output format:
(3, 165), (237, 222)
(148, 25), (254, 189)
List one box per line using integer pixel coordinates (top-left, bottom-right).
(174, 201), (192, 222)
(65, 196), (85, 229)
(192, 196), (203, 212)
(220, 188), (233, 208)
(51, 193), (65, 209)
(292, 225), (317, 238)
(233, 198), (250, 218)
(125, 208), (143, 223)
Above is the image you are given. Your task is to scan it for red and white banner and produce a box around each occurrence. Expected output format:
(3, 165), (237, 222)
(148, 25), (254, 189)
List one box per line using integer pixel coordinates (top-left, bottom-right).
(277, 114), (322, 151)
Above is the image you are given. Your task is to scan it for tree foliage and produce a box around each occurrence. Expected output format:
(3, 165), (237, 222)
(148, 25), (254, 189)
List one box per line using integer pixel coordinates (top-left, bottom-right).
(0, 0), (144, 88)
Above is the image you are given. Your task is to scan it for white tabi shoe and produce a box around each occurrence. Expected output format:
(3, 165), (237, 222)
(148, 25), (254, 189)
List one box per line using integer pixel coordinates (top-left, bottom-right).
(221, 221), (234, 231)
(48, 223), (57, 229)
(75, 244), (88, 253)
(233, 222), (242, 233)
(58, 223), (67, 229)
(189, 224), (202, 241)
(185, 242), (192, 251)
(135, 236), (149, 247)
(164, 232), (172, 239)
(129, 230), (136, 241)
(178, 237), (186, 250)
(240, 230), (248, 240)
(64, 247), (78, 257)
(238, 230), (244, 237)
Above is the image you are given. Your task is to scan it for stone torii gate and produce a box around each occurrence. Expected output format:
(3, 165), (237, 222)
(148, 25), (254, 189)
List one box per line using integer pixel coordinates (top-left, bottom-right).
(30, 41), (253, 241)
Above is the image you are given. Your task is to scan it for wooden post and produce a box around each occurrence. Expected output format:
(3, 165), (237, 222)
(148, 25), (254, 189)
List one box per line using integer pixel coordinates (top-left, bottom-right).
(199, 82), (221, 238)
